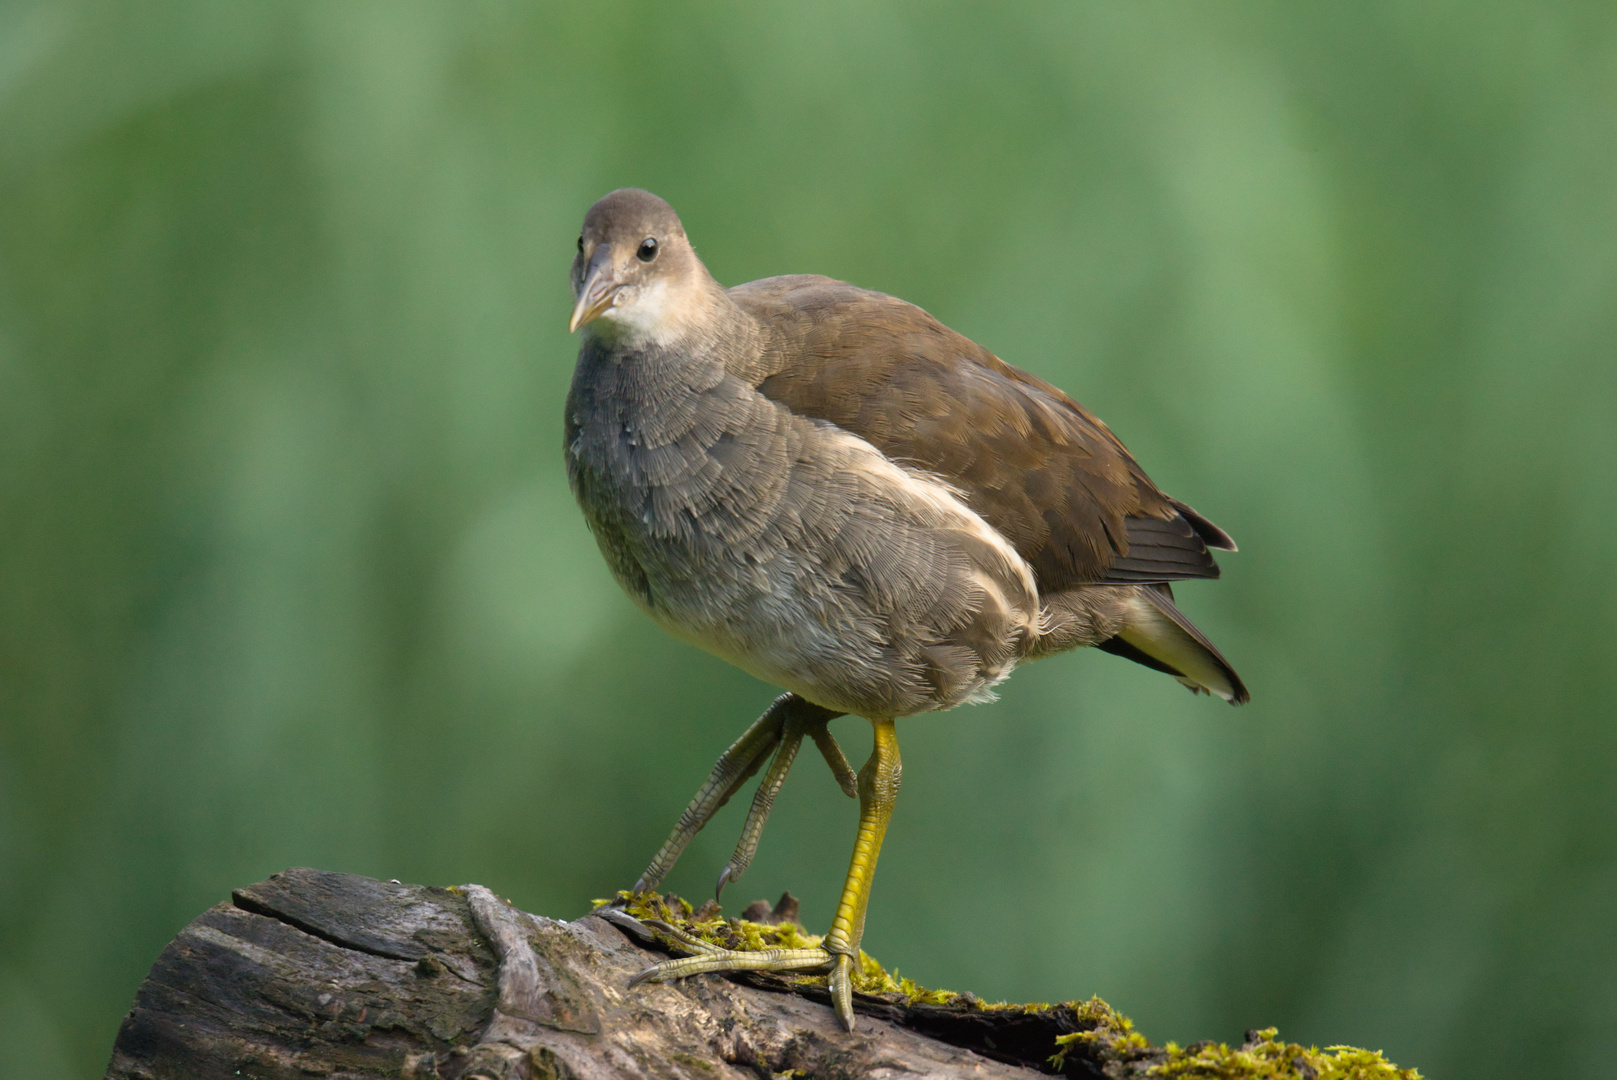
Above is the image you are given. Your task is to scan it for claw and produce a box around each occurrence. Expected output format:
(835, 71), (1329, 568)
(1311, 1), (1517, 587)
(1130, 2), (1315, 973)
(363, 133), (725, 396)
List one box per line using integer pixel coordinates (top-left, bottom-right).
(596, 907), (656, 944)
(714, 863), (735, 899)
(828, 951), (856, 1032)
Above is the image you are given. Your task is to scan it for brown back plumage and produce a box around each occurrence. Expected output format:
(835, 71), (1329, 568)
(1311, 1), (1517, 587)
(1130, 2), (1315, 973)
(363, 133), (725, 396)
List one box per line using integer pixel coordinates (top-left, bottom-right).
(729, 275), (1235, 596)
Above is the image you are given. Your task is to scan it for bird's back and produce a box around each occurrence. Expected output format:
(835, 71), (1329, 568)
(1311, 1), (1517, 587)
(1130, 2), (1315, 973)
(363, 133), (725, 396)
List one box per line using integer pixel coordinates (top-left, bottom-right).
(728, 276), (1233, 596)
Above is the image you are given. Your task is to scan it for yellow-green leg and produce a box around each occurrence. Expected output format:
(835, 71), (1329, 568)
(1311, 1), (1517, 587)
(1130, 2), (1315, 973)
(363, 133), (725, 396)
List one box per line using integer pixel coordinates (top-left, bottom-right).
(629, 718), (903, 1033)
(633, 700), (785, 894)
(822, 717), (901, 1027)
(635, 694), (850, 895)
(716, 705), (858, 897)
(715, 718), (804, 898)
(809, 721), (860, 798)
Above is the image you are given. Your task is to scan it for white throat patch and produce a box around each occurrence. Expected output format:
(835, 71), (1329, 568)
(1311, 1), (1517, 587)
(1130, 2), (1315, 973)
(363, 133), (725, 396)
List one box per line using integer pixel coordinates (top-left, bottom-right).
(598, 279), (688, 348)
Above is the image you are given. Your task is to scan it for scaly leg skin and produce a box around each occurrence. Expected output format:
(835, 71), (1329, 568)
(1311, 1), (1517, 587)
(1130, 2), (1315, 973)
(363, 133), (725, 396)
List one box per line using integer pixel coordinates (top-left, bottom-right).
(633, 697), (787, 894)
(636, 693), (849, 896)
(715, 701), (853, 897)
(810, 721), (860, 799)
(715, 718), (804, 898)
(631, 718), (903, 1033)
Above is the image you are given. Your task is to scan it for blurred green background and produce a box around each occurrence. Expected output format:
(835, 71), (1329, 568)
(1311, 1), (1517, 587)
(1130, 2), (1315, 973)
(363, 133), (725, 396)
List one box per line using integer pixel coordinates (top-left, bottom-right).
(2, 1), (1614, 1075)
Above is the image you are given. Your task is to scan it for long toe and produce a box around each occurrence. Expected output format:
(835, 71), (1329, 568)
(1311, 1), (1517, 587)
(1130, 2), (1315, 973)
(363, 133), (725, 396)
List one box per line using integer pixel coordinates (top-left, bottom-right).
(828, 952), (857, 1032)
(629, 944), (835, 987)
(613, 910), (846, 1006)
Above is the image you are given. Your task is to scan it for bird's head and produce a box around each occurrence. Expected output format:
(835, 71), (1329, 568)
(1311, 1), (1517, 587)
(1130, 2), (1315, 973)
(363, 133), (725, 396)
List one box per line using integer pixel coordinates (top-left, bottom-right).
(569, 188), (715, 343)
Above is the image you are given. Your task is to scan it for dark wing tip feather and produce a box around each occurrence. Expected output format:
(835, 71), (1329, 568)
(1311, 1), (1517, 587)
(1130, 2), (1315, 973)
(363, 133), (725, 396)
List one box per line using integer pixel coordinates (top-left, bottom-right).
(1168, 498), (1237, 552)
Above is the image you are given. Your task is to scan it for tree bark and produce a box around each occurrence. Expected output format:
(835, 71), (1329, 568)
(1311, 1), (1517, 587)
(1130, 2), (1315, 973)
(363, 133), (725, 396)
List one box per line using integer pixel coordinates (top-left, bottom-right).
(101, 868), (1388, 1080)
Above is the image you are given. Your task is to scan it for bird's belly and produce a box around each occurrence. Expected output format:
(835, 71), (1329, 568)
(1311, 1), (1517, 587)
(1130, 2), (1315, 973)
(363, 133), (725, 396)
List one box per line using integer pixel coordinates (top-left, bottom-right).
(572, 405), (1042, 719)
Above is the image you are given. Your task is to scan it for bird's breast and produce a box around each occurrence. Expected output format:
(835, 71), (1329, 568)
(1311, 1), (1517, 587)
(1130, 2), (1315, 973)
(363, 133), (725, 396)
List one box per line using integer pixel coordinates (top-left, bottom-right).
(564, 344), (1042, 718)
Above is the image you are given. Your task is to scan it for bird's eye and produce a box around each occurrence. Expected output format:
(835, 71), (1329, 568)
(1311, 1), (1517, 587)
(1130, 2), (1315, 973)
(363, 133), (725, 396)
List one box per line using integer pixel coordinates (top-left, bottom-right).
(576, 235), (584, 254)
(637, 237), (658, 262)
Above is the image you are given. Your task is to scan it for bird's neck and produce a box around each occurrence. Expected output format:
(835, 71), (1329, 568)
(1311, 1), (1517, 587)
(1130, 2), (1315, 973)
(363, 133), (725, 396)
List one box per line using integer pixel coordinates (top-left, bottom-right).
(587, 270), (755, 357)
(571, 290), (763, 448)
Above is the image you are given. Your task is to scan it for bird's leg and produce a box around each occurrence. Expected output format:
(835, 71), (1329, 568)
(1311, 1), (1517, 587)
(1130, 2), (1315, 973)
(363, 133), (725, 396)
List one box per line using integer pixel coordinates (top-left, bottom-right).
(628, 718), (903, 1034)
(809, 721), (859, 799)
(822, 718), (901, 1029)
(715, 701), (852, 897)
(633, 695), (790, 894)
(715, 717), (804, 898)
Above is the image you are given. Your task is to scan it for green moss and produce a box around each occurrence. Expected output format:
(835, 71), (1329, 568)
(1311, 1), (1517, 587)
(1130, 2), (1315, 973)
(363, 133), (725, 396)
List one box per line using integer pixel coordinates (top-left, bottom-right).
(1052, 996), (1154, 1060)
(595, 889), (961, 1003)
(1137, 1028), (1420, 1079)
(1050, 1016), (1421, 1079)
(601, 892), (1421, 1079)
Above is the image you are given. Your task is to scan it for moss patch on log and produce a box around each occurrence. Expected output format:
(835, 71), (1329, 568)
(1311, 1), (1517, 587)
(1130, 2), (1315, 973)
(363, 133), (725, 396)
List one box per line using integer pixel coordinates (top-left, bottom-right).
(603, 890), (1420, 1079)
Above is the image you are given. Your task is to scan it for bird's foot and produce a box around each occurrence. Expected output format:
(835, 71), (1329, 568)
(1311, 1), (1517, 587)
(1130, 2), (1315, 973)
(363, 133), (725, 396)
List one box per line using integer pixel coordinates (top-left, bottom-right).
(604, 910), (860, 1032)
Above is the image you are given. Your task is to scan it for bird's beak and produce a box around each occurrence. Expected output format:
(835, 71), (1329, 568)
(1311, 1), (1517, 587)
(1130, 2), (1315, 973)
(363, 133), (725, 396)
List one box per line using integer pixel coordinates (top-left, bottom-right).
(569, 244), (618, 333)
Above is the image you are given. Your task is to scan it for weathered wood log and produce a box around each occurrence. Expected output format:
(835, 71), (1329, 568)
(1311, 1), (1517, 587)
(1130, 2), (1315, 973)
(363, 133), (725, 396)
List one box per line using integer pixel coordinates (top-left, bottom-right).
(104, 869), (1417, 1079)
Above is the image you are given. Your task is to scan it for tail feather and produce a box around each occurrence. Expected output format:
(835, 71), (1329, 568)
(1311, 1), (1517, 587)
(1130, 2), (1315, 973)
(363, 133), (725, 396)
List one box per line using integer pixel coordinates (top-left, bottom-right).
(1106, 585), (1249, 704)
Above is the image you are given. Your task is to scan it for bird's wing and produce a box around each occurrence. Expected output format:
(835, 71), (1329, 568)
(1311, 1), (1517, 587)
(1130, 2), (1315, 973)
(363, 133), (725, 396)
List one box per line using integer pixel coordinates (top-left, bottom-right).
(730, 275), (1234, 591)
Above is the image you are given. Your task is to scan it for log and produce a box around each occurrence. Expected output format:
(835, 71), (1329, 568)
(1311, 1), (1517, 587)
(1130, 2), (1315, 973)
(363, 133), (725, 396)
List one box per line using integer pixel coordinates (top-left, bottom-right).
(104, 868), (1417, 1080)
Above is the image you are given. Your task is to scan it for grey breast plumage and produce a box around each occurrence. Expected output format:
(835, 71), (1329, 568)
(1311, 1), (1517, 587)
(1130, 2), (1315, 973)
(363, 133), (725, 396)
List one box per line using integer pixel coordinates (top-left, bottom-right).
(565, 320), (1041, 720)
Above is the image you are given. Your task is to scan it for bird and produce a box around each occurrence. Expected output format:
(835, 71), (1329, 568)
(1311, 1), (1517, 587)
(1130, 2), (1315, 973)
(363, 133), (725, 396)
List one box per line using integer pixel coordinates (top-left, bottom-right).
(564, 188), (1247, 1032)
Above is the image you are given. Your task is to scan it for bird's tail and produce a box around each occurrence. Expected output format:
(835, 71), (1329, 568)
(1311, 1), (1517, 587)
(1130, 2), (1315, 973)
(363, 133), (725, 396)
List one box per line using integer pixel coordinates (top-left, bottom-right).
(1099, 585), (1249, 704)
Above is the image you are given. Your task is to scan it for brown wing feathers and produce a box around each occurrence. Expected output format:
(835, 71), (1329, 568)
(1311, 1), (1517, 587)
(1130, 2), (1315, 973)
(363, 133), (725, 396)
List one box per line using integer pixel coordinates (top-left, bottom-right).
(1107, 514), (1221, 583)
(735, 276), (1232, 592)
